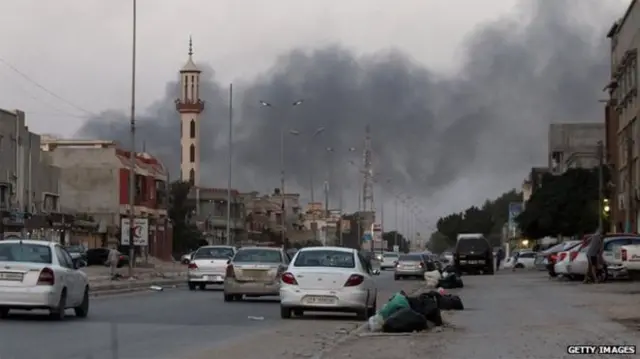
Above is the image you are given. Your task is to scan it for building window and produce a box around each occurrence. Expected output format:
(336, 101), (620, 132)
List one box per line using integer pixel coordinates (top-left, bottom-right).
(190, 119), (196, 138)
(189, 144), (195, 163)
(189, 169), (195, 185)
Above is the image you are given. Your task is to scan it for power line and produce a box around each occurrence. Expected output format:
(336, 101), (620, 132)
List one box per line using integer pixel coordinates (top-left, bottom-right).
(0, 56), (95, 116)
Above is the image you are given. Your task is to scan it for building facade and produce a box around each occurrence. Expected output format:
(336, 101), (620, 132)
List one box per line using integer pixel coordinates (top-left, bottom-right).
(0, 109), (62, 237)
(176, 37), (204, 186)
(190, 188), (245, 244)
(548, 123), (605, 173)
(41, 138), (173, 260)
(607, 0), (640, 232)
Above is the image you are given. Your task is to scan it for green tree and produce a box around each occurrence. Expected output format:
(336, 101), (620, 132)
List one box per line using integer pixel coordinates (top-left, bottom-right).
(517, 167), (608, 238)
(382, 231), (409, 252)
(426, 231), (450, 254)
(169, 181), (204, 254)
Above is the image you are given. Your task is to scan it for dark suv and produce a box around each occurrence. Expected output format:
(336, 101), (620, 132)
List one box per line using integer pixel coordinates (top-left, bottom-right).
(454, 235), (494, 275)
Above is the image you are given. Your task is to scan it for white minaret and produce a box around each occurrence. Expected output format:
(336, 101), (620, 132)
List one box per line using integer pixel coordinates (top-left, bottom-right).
(176, 36), (205, 186)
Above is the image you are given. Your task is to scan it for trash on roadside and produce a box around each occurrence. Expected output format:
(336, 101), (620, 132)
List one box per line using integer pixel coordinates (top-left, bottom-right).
(378, 292), (410, 320)
(441, 265), (459, 277)
(407, 293), (443, 326)
(367, 314), (384, 332)
(423, 270), (441, 288)
(423, 290), (464, 311)
(248, 316), (264, 321)
(382, 307), (428, 333)
(437, 273), (463, 289)
(149, 285), (164, 291)
(437, 287), (446, 295)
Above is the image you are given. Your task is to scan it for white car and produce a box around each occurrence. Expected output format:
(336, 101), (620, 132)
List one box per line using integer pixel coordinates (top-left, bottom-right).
(503, 251), (536, 269)
(554, 246), (582, 277)
(187, 245), (236, 290)
(568, 235), (640, 278)
(0, 239), (89, 320)
(280, 246), (378, 320)
(380, 252), (400, 270)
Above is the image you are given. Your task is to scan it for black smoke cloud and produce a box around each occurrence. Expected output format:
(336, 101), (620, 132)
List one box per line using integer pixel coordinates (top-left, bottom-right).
(77, 0), (623, 225)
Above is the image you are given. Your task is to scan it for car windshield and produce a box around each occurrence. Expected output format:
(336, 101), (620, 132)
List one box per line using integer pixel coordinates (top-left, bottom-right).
(457, 238), (489, 252)
(294, 250), (355, 268)
(234, 249), (282, 263)
(0, 243), (52, 264)
(194, 247), (235, 259)
(399, 254), (422, 261)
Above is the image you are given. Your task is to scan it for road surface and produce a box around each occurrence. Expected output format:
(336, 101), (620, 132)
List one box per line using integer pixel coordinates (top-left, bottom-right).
(0, 270), (406, 359)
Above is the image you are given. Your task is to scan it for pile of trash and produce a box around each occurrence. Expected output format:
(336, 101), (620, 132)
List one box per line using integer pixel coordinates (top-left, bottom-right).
(436, 265), (464, 289)
(367, 289), (465, 333)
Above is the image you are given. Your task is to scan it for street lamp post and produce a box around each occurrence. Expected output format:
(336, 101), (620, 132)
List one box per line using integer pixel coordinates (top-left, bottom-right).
(127, 0), (138, 277)
(259, 100), (304, 248)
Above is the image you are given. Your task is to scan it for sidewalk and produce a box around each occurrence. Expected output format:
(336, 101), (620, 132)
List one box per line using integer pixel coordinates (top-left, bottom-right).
(83, 262), (186, 294)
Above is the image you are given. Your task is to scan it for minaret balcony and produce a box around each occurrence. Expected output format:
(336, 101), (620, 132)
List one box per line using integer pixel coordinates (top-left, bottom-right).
(175, 99), (205, 113)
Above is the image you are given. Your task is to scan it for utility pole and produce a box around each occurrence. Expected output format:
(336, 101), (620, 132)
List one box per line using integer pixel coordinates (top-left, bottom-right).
(597, 141), (604, 232)
(626, 129), (634, 233)
(225, 84), (233, 245)
(394, 196), (398, 251)
(127, 0), (137, 277)
(362, 125), (375, 252)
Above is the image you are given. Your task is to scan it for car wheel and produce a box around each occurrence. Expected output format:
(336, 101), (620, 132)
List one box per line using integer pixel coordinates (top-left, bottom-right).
(198, 284), (206, 290)
(484, 267), (494, 275)
(234, 295), (243, 301)
(394, 276), (400, 280)
(280, 306), (292, 319)
(0, 307), (9, 319)
(74, 287), (90, 318)
(49, 289), (67, 321)
(223, 294), (234, 302)
(293, 309), (304, 317)
(188, 282), (196, 291)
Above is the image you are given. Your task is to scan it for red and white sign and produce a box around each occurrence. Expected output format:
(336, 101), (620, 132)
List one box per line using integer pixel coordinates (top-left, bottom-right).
(121, 218), (149, 246)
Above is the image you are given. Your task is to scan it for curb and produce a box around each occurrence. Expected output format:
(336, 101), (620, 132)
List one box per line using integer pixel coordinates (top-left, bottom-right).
(311, 283), (429, 359)
(90, 278), (186, 297)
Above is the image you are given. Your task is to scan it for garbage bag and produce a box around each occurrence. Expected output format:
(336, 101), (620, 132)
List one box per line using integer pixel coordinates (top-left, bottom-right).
(407, 294), (443, 326)
(378, 292), (410, 320)
(367, 314), (384, 332)
(382, 307), (427, 333)
(437, 274), (464, 289)
(424, 269), (442, 281)
(435, 294), (464, 311)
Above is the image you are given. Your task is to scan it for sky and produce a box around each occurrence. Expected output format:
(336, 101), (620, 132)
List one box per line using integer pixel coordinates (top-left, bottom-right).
(0, 0), (630, 235)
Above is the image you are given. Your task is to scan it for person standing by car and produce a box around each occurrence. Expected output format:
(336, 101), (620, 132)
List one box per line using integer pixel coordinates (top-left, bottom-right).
(511, 251), (520, 272)
(496, 247), (505, 270)
(107, 245), (120, 279)
(584, 232), (604, 284)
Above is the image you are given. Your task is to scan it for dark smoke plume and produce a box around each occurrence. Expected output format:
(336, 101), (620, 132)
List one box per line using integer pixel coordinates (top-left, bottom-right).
(77, 0), (624, 226)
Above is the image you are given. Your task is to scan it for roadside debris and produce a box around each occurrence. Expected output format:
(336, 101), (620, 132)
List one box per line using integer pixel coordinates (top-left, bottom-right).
(149, 285), (164, 291)
(248, 316), (264, 320)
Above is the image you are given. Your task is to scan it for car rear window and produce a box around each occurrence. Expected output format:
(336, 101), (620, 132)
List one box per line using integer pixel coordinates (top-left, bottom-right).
(456, 238), (489, 252)
(293, 250), (355, 268)
(194, 247), (235, 259)
(0, 243), (52, 264)
(233, 249), (282, 263)
(399, 254), (422, 261)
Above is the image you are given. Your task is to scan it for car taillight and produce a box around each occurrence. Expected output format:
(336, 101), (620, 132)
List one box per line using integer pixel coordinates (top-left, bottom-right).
(344, 274), (364, 287)
(119, 255), (125, 260)
(549, 254), (557, 263)
(37, 267), (55, 286)
(419, 262), (424, 268)
(558, 253), (567, 261)
(281, 272), (297, 285)
(188, 262), (198, 270)
(622, 249), (628, 262)
(570, 252), (578, 261)
(225, 264), (235, 278)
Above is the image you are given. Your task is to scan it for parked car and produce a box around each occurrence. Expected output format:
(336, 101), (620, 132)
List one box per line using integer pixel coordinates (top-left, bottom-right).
(181, 252), (194, 265)
(394, 253), (435, 280)
(224, 246), (289, 301)
(279, 246), (378, 320)
(620, 244), (640, 279)
(85, 248), (129, 268)
(188, 245), (236, 290)
(454, 234), (494, 275)
(0, 239), (89, 320)
(568, 234), (640, 280)
(503, 250), (536, 269)
(534, 241), (580, 272)
(554, 244), (583, 279)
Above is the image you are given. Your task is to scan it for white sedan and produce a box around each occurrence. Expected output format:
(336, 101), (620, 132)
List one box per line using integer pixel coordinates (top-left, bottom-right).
(568, 235), (640, 278)
(503, 251), (536, 269)
(0, 239), (89, 320)
(280, 246), (378, 320)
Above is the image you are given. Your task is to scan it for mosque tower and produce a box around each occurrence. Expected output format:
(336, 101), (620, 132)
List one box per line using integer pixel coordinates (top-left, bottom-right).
(175, 36), (205, 186)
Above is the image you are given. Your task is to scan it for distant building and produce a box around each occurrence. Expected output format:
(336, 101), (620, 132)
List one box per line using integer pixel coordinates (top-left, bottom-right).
(548, 123), (605, 174)
(522, 167), (550, 203)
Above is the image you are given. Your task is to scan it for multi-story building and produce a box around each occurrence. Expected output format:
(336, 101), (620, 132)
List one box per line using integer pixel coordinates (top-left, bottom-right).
(241, 190), (306, 245)
(548, 123), (605, 173)
(607, 1), (640, 232)
(41, 138), (173, 260)
(190, 188), (245, 244)
(0, 109), (62, 237)
(605, 99), (622, 232)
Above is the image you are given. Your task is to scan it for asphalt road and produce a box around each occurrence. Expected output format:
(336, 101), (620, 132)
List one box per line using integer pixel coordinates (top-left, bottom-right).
(0, 270), (403, 359)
